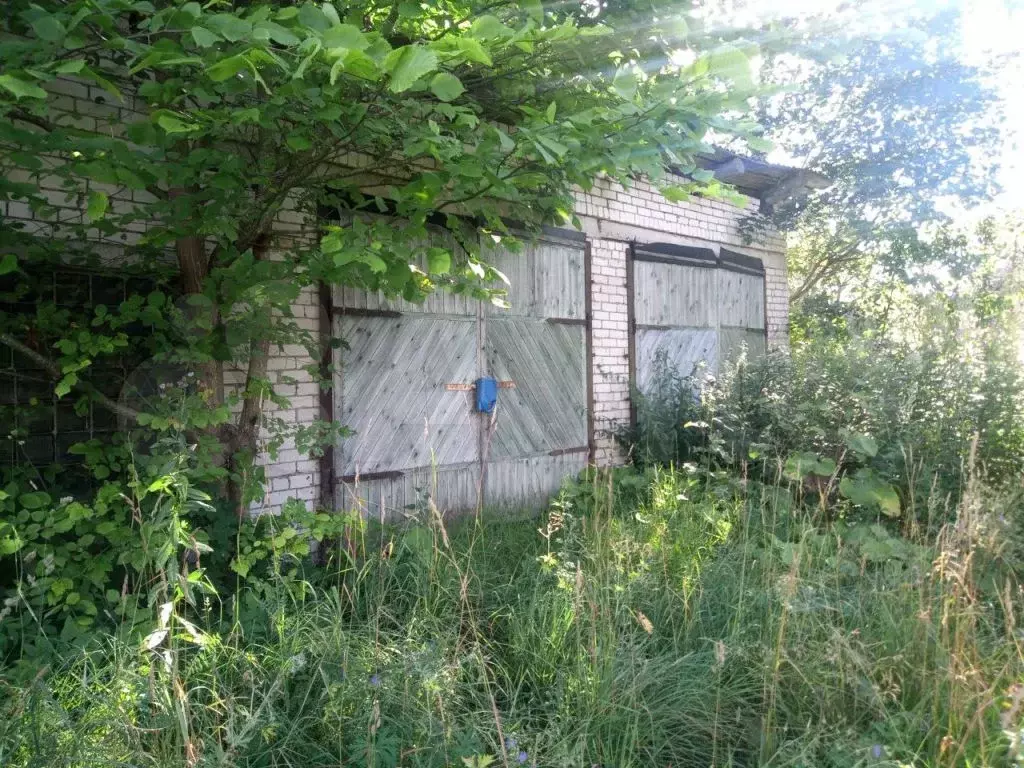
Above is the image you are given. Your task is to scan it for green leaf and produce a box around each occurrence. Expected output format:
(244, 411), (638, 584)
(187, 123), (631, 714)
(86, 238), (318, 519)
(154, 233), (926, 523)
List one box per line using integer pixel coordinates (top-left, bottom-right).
(286, 133), (313, 151)
(329, 55), (348, 85)
(32, 15), (65, 42)
(322, 23), (368, 50)
(53, 59), (86, 74)
(535, 134), (568, 158)
(19, 491), (51, 510)
(383, 45), (438, 93)
(0, 254), (18, 275)
(341, 49), (380, 80)
(545, 100), (556, 123)
(208, 14), (252, 42)
(747, 136), (773, 153)
(206, 55), (249, 82)
(523, 0), (544, 23)
(612, 66), (640, 101)
(839, 469), (901, 517)
(429, 72), (464, 102)
(455, 37), (492, 66)
(321, 2), (341, 26)
(191, 26), (220, 48)
(427, 248), (452, 274)
(156, 113), (200, 133)
(707, 44), (752, 90)
(259, 21), (300, 46)
(783, 451), (820, 481)
(844, 432), (879, 458)
(86, 191), (108, 222)
(80, 66), (121, 100)
(470, 15), (512, 40)
(0, 74), (47, 100)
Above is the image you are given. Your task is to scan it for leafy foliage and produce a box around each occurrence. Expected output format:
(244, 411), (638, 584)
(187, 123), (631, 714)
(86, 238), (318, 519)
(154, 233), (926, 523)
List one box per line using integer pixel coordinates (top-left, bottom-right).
(749, 8), (1004, 308)
(0, 0), (769, 519)
(622, 300), (1024, 522)
(1, 462), (1021, 767)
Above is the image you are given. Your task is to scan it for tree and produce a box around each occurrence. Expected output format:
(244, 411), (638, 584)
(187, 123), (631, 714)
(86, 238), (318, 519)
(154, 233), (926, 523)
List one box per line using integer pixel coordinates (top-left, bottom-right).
(751, 9), (1004, 312)
(0, 0), (767, 514)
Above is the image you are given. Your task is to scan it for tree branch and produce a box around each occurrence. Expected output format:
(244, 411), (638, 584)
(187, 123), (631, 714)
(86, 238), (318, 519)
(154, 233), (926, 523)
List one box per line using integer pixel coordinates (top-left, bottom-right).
(0, 332), (142, 423)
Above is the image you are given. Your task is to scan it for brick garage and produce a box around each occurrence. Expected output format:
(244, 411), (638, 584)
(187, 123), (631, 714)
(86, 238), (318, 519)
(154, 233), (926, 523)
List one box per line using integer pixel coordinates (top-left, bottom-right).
(0, 76), (811, 513)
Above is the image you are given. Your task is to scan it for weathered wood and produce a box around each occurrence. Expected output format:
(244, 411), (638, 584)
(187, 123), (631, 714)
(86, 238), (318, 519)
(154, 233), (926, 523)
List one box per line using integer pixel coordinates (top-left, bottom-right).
(632, 249), (767, 391)
(333, 232), (589, 517)
(720, 327), (767, 363)
(718, 270), (765, 330)
(634, 260), (719, 328)
(636, 328), (718, 391)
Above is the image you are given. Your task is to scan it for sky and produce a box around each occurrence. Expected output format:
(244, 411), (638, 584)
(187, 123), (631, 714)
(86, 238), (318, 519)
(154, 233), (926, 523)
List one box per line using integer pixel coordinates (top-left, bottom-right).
(958, 0), (1024, 211)
(728, 0), (1024, 214)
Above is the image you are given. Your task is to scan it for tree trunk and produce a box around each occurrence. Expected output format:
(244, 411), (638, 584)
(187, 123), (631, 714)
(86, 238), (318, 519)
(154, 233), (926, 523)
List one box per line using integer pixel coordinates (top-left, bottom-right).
(227, 235), (273, 519)
(170, 188), (224, 407)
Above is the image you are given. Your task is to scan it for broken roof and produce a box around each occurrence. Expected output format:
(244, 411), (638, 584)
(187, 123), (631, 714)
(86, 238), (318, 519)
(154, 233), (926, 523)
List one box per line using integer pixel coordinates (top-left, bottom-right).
(694, 148), (831, 210)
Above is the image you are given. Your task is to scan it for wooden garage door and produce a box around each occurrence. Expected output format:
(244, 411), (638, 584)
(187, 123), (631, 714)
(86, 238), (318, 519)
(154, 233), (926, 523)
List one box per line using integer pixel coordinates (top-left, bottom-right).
(333, 228), (589, 519)
(632, 243), (765, 394)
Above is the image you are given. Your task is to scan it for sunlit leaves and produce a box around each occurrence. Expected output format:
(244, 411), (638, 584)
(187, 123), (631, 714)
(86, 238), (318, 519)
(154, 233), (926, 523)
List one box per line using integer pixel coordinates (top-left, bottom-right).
(706, 45), (754, 91)
(155, 112), (200, 133)
(612, 65), (641, 101)
(384, 45), (438, 92)
(86, 191), (108, 222)
(839, 469), (901, 517)
(191, 26), (219, 48)
(205, 54), (248, 82)
(430, 73), (464, 102)
(0, 74), (46, 99)
(322, 23), (368, 51)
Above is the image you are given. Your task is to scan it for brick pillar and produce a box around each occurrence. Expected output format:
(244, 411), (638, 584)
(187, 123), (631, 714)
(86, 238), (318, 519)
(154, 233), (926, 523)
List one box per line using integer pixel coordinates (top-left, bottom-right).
(589, 239), (632, 466)
(764, 257), (790, 349)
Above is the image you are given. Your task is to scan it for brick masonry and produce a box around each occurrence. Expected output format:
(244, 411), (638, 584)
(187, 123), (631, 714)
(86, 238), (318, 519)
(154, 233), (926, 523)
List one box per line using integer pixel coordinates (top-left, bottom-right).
(5, 79), (790, 511)
(575, 176), (789, 466)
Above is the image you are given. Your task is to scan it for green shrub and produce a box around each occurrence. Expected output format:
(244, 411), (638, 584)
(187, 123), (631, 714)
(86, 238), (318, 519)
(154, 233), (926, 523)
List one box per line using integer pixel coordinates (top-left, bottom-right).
(1, 464), (1021, 768)
(623, 329), (1024, 524)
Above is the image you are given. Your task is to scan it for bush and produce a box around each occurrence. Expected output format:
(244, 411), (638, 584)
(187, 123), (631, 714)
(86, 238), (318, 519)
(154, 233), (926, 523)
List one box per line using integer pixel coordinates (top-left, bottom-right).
(623, 329), (1024, 523)
(1, 465), (1021, 768)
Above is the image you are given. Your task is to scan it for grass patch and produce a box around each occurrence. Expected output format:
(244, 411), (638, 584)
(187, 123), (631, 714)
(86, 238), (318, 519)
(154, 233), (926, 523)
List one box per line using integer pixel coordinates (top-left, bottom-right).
(2, 465), (1021, 767)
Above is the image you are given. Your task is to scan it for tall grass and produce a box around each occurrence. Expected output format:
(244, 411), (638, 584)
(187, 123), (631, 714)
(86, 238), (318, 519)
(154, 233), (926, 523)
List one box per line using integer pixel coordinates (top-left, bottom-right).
(2, 463), (1021, 768)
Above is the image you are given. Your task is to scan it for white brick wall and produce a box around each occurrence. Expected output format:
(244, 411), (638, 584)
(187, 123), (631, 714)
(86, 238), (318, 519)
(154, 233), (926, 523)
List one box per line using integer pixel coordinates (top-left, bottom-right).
(577, 178), (789, 467)
(589, 239), (632, 465)
(5, 78), (791, 500)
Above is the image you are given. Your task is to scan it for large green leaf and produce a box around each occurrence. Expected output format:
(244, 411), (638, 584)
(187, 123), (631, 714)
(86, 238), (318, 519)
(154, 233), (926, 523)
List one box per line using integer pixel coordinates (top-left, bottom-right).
(156, 113), (200, 133)
(612, 66), (640, 101)
(469, 15), (512, 40)
(32, 15), (65, 42)
(322, 23), (368, 51)
(454, 37), (492, 66)
(0, 74), (47, 100)
(839, 469), (901, 517)
(429, 72), (464, 102)
(844, 432), (879, 458)
(427, 247), (452, 274)
(86, 191), (108, 222)
(706, 45), (752, 90)
(191, 26), (220, 48)
(384, 45), (438, 93)
(207, 13), (252, 42)
(0, 254), (18, 275)
(206, 55), (249, 82)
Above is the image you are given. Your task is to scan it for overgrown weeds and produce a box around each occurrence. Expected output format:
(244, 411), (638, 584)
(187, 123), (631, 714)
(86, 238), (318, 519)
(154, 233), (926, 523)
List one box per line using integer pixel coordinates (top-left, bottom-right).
(2, 458), (1022, 767)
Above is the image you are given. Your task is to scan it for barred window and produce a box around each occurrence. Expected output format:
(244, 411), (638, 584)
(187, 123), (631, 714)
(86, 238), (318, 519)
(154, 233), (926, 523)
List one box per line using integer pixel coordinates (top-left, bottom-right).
(0, 268), (155, 469)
